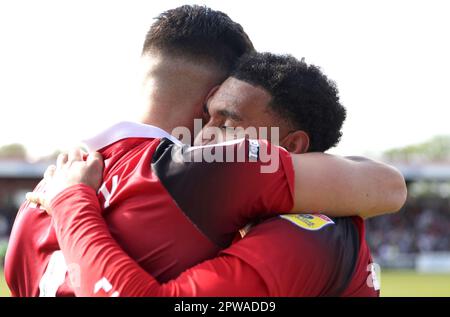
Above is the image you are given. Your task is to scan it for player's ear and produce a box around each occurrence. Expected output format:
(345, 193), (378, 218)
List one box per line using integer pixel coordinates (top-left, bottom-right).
(201, 85), (221, 124)
(281, 130), (310, 154)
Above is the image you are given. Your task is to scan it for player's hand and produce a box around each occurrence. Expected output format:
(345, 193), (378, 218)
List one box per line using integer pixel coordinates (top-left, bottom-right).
(26, 148), (104, 215)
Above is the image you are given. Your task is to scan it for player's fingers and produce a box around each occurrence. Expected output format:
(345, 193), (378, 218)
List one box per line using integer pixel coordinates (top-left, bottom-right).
(56, 152), (69, 168)
(81, 148), (89, 160)
(44, 165), (56, 181)
(85, 152), (104, 190)
(25, 191), (44, 205)
(86, 151), (103, 163)
(68, 147), (83, 164)
(87, 152), (104, 170)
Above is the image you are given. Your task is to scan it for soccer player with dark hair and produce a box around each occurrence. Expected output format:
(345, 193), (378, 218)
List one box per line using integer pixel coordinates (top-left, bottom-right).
(228, 52), (345, 153)
(25, 52), (401, 296)
(139, 5), (254, 136)
(6, 6), (405, 297)
(6, 5), (256, 297)
(142, 5), (253, 70)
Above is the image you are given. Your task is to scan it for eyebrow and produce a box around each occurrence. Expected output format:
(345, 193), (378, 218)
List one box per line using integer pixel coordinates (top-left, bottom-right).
(205, 103), (243, 122)
(217, 109), (243, 122)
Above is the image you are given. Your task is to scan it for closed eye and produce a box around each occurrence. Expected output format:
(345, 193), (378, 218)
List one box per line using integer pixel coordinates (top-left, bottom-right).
(203, 103), (209, 115)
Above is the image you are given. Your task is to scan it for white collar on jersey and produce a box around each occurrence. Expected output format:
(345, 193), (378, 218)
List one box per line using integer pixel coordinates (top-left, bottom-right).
(82, 121), (183, 151)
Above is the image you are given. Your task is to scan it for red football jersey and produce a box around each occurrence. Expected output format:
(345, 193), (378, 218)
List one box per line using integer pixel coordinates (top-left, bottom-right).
(222, 215), (380, 296)
(44, 185), (379, 297)
(5, 121), (295, 296)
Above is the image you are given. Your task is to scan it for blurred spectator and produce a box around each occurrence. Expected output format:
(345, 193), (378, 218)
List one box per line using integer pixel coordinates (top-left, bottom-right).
(366, 198), (450, 259)
(0, 214), (8, 238)
(0, 209), (12, 268)
(0, 239), (7, 267)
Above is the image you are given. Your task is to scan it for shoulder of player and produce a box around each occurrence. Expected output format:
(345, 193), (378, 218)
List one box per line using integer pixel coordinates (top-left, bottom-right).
(239, 214), (359, 248)
(152, 137), (290, 165)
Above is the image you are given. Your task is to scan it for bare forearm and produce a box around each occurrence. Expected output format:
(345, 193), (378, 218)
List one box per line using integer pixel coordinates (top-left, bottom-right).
(291, 153), (407, 218)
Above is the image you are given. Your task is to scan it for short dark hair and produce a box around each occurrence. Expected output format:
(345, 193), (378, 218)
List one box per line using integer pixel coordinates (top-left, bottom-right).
(231, 52), (346, 152)
(142, 5), (254, 73)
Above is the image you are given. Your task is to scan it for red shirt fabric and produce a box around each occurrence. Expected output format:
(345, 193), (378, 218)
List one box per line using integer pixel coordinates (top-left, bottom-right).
(48, 185), (379, 297)
(224, 215), (379, 296)
(5, 122), (295, 296)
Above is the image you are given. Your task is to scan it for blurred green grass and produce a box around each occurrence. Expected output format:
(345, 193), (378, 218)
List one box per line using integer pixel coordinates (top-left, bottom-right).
(380, 270), (450, 297)
(1, 269), (10, 297)
(1, 269), (449, 297)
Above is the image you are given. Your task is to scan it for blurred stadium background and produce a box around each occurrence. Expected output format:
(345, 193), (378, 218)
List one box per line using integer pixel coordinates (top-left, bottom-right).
(1, 137), (450, 297)
(1, 0), (450, 298)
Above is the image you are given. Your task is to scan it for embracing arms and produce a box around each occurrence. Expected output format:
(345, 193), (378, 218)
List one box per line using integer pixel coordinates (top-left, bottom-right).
(291, 153), (406, 218)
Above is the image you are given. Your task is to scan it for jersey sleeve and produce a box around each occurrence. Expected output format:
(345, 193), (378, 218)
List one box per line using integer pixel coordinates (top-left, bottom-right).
(152, 138), (295, 248)
(4, 179), (49, 297)
(49, 184), (269, 297)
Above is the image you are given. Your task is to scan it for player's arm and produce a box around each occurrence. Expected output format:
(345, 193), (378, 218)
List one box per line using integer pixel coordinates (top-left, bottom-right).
(31, 184), (269, 297)
(290, 153), (407, 218)
(26, 153), (269, 296)
(4, 179), (47, 297)
(30, 142), (406, 229)
(174, 139), (406, 222)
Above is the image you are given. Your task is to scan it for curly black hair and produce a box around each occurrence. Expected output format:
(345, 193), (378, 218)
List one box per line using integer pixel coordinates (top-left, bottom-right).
(142, 5), (255, 73)
(231, 52), (346, 152)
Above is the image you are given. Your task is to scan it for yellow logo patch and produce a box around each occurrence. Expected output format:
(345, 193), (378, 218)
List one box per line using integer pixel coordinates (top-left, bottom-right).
(279, 214), (335, 231)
